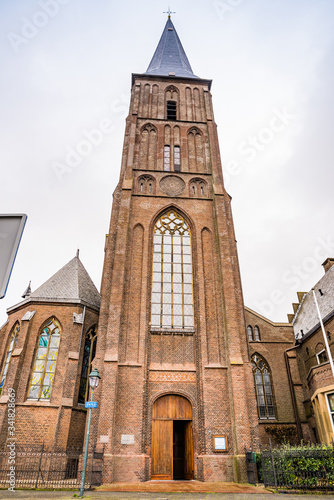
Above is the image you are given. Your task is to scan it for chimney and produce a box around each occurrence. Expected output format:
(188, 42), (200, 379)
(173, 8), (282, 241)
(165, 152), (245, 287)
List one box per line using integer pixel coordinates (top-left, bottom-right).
(322, 258), (334, 273)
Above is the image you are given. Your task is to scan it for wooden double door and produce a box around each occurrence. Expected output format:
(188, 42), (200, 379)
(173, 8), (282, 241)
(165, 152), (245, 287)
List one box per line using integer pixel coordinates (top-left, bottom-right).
(151, 395), (194, 480)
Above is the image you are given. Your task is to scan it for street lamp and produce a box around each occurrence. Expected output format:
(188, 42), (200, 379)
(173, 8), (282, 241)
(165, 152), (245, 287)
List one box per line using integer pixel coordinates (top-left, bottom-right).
(79, 367), (101, 498)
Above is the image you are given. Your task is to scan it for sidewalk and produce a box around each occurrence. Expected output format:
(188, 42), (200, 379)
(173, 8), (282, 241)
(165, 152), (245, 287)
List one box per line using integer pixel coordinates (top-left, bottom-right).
(1, 483), (334, 500)
(1, 489), (334, 500)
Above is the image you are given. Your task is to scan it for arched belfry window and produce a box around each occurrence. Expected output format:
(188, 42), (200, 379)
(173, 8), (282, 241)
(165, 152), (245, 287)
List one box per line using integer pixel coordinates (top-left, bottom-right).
(251, 354), (275, 419)
(151, 210), (194, 330)
(0, 323), (19, 396)
(28, 318), (61, 400)
(78, 326), (97, 404)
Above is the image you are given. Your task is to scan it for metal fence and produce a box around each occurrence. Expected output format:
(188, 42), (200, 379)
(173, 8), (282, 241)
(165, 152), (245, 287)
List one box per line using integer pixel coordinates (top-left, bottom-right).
(0, 442), (104, 490)
(245, 442), (334, 491)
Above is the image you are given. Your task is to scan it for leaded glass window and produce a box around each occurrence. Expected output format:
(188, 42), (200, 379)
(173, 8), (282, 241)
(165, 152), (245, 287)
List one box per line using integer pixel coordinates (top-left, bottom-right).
(78, 326), (97, 404)
(174, 146), (181, 172)
(164, 146), (170, 171)
(254, 325), (261, 341)
(247, 325), (253, 342)
(28, 318), (61, 400)
(151, 210), (194, 330)
(251, 354), (275, 419)
(0, 323), (19, 396)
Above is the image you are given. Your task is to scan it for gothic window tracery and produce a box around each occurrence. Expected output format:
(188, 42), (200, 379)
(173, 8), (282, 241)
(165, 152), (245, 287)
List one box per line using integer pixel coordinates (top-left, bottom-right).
(28, 318), (61, 401)
(0, 323), (19, 396)
(251, 354), (275, 419)
(78, 326), (97, 404)
(151, 210), (194, 330)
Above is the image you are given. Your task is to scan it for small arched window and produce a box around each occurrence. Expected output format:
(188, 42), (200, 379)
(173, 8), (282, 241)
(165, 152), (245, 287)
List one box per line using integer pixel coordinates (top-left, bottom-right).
(247, 325), (253, 341)
(28, 318), (61, 400)
(251, 354), (275, 419)
(78, 326), (97, 404)
(0, 323), (19, 396)
(254, 325), (261, 341)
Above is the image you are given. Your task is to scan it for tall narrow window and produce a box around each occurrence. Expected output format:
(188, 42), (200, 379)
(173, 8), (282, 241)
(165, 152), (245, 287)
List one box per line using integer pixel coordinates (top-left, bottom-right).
(151, 210), (194, 329)
(0, 323), (19, 396)
(164, 145), (170, 171)
(174, 146), (181, 172)
(254, 325), (261, 341)
(247, 325), (253, 341)
(167, 100), (177, 120)
(28, 318), (61, 400)
(78, 326), (97, 404)
(252, 354), (275, 419)
(327, 393), (334, 430)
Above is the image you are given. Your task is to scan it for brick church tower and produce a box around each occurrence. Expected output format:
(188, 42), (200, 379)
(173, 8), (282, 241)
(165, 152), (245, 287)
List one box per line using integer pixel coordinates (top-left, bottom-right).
(93, 16), (259, 482)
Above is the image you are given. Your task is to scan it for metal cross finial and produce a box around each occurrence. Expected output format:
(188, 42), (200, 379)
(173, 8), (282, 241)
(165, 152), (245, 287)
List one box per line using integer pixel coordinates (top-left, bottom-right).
(163, 6), (176, 18)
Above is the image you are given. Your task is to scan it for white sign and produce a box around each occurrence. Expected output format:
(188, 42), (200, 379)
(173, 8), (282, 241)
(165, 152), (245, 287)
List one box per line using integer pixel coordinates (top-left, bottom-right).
(121, 434), (134, 445)
(99, 435), (110, 444)
(0, 214), (27, 299)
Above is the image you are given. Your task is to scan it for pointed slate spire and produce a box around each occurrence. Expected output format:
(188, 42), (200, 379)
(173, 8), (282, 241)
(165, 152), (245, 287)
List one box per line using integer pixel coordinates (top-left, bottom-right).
(145, 18), (198, 79)
(22, 281), (31, 298)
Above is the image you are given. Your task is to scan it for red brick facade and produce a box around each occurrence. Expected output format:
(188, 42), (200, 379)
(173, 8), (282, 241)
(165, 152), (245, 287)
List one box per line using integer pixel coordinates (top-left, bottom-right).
(0, 301), (99, 450)
(2, 18), (333, 486)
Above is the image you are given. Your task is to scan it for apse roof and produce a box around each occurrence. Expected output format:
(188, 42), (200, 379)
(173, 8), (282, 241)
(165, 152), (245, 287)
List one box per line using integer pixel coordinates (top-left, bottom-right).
(7, 254), (100, 312)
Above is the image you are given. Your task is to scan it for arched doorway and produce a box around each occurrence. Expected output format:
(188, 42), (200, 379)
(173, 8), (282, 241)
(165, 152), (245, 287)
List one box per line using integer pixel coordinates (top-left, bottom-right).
(151, 394), (193, 480)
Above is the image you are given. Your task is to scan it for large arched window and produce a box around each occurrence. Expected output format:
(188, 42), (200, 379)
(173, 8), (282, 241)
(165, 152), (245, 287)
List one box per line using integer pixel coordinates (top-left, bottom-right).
(78, 326), (97, 404)
(0, 323), (19, 396)
(28, 318), (61, 400)
(251, 353), (275, 419)
(151, 210), (194, 330)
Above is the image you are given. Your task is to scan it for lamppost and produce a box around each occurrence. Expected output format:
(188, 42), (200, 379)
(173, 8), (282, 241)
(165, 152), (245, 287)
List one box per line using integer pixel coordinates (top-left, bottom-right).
(79, 367), (101, 498)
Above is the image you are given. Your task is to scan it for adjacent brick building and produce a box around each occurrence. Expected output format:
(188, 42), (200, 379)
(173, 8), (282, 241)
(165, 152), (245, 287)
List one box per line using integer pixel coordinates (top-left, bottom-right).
(1, 16), (333, 484)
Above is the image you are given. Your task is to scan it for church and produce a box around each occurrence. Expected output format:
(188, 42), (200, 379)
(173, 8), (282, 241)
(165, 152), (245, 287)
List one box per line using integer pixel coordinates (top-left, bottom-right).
(0, 15), (333, 484)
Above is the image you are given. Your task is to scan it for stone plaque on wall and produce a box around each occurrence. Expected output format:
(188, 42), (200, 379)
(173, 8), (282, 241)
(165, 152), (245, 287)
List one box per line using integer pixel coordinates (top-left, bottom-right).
(121, 434), (135, 445)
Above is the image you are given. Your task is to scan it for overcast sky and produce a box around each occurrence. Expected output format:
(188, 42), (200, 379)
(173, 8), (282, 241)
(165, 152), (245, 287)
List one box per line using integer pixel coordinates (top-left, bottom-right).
(1, 0), (334, 326)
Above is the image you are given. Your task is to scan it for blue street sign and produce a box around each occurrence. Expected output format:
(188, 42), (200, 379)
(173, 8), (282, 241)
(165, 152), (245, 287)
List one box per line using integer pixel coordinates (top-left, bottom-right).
(85, 401), (98, 409)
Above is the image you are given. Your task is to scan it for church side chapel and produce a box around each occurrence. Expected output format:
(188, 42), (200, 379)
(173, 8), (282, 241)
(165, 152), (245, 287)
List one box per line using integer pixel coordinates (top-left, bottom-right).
(0, 14), (333, 484)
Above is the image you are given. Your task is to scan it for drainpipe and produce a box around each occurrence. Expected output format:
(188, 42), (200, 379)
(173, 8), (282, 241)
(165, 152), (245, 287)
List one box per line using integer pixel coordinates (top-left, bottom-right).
(284, 345), (302, 442)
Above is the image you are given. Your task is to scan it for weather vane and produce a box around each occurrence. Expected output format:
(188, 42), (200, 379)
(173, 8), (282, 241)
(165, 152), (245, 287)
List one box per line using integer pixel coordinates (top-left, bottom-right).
(163, 6), (176, 19)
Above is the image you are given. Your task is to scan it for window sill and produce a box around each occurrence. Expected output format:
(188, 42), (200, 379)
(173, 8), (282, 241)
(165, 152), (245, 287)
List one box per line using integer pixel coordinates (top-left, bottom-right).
(150, 327), (195, 335)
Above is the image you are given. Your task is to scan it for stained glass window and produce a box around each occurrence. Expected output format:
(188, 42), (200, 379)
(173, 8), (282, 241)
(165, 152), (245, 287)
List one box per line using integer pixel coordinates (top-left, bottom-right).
(151, 210), (194, 329)
(28, 318), (61, 400)
(251, 354), (275, 419)
(0, 323), (19, 396)
(78, 326), (97, 404)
